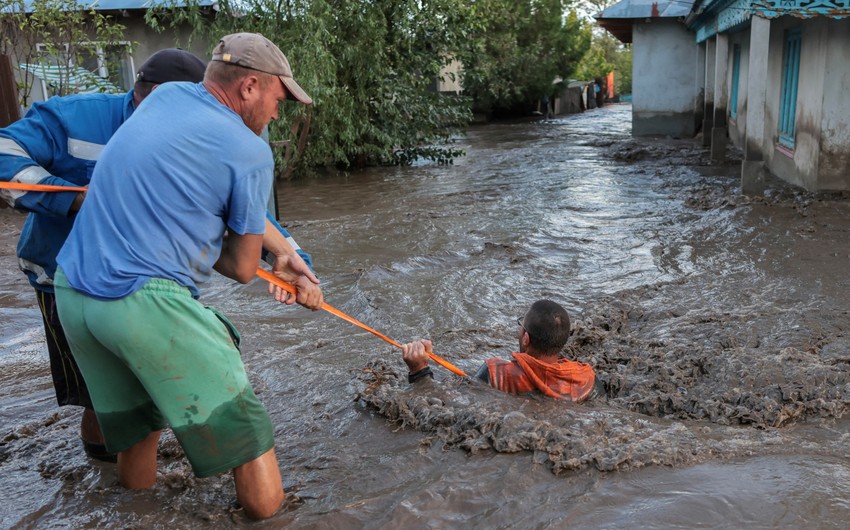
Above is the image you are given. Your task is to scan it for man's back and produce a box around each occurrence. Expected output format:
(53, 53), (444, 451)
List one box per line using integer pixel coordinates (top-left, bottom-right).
(57, 82), (273, 300)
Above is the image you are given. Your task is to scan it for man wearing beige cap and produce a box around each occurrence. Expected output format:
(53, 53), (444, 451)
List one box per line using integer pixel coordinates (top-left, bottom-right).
(54, 33), (320, 520)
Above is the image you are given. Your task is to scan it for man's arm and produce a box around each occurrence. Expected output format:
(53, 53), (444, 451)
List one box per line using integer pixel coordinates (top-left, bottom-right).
(0, 101), (87, 215)
(262, 218), (323, 310)
(213, 232), (264, 284)
(264, 211), (314, 273)
(401, 339), (434, 383)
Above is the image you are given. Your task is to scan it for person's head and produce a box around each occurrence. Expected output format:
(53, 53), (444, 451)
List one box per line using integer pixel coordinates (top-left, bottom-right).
(205, 32), (312, 135)
(133, 48), (206, 102)
(517, 299), (571, 356)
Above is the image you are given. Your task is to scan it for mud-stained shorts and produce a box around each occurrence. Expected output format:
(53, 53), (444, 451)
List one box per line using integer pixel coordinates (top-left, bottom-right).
(53, 269), (275, 478)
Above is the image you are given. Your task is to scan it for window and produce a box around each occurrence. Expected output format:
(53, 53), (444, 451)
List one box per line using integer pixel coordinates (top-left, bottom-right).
(26, 42), (133, 100)
(730, 44), (741, 120)
(778, 28), (801, 149)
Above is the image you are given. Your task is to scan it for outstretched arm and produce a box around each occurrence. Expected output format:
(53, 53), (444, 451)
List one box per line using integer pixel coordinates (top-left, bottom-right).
(401, 339), (434, 383)
(0, 100), (87, 214)
(262, 218), (323, 309)
(264, 211), (314, 273)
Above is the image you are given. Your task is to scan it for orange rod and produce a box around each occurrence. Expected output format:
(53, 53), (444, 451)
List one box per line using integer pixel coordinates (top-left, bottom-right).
(257, 268), (467, 377)
(0, 181), (466, 376)
(0, 182), (87, 193)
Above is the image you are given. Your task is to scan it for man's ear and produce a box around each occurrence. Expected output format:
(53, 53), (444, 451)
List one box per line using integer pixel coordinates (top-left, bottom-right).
(150, 83), (160, 92)
(521, 331), (530, 350)
(239, 75), (261, 101)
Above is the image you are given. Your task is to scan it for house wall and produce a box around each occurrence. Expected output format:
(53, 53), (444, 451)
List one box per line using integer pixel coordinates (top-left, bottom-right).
(762, 17), (800, 188)
(19, 11), (209, 107)
(762, 17), (833, 191)
(817, 18), (850, 190)
(632, 19), (699, 137)
(727, 30), (749, 148)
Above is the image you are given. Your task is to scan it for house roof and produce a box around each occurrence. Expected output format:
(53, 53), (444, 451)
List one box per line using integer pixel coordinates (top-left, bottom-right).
(596, 0), (697, 43)
(13, 0), (212, 12)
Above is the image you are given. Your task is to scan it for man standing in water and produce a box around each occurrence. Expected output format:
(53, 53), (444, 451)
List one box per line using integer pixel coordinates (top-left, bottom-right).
(54, 33), (322, 519)
(402, 299), (604, 402)
(0, 48), (207, 461)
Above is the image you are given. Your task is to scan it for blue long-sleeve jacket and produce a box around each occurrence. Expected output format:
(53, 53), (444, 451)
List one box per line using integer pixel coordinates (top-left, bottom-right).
(0, 90), (312, 292)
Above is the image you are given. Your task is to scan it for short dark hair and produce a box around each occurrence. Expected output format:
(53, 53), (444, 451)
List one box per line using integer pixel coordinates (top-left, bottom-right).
(523, 299), (570, 353)
(204, 60), (277, 89)
(133, 80), (156, 100)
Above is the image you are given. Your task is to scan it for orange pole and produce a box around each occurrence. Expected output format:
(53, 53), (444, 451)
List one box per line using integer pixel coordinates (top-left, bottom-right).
(0, 181), (87, 193)
(257, 268), (467, 376)
(0, 181), (468, 376)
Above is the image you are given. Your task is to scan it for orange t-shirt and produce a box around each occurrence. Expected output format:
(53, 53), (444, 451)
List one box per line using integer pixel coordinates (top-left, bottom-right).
(486, 352), (597, 402)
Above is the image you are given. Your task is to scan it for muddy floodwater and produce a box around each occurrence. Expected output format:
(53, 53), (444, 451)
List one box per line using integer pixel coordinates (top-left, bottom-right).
(3, 104), (850, 528)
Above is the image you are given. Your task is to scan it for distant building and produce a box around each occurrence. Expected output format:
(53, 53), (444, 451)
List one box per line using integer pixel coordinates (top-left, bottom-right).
(1, 0), (211, 116)
(596, 0), (699, 138)
(598, 0), (850, 192)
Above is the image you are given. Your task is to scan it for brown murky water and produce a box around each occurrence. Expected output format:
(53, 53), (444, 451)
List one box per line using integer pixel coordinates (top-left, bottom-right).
(3, 104), (850, 528)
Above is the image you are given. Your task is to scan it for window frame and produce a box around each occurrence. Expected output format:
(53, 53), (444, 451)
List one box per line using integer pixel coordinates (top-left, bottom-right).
(31, 41), (134, 99)
(778, 27), (801, 149)
(730, 44), (741, 120)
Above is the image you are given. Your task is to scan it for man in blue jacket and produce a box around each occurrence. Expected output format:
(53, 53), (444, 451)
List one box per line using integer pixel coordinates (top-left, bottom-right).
(0, 48), (315, 462)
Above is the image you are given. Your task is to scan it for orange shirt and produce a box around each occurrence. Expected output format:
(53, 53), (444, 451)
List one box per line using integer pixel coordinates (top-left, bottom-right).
(486, 352), (597, 402)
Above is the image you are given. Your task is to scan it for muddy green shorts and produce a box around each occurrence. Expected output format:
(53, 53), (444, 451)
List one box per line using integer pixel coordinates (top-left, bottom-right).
(54, 269), (274, 478)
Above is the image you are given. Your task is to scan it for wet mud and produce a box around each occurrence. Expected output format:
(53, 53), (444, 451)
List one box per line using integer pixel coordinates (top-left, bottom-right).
(4, 104), (850, 527)
(353, 127), (850, 476)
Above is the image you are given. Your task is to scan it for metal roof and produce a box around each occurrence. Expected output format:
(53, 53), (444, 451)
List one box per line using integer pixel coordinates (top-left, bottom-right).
(596, 0), (697, 43)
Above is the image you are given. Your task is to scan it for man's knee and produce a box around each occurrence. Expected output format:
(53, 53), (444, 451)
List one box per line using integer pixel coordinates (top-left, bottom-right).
(233, 448), (284, 520)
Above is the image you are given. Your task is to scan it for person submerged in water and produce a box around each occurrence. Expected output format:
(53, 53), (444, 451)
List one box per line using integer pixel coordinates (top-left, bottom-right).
(401, 299), (604, 402)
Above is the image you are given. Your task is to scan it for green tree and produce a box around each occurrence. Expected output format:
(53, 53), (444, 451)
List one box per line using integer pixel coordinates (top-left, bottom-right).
(575, 31), (631, 95)
(147, 0), (472, 172)
(0, 0), (126, 108)
(457, 0), (591, 114)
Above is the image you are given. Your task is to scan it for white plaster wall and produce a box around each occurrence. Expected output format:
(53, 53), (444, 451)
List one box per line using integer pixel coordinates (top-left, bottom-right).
(761, 17), (835, 191)
(762, 17), (805, 188)
(793, 18), (827, 190)
(633, 19), (698, 114)
(818, 19), (850, 190)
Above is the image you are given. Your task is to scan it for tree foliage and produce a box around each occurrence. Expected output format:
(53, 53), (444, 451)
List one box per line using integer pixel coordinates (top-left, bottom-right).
(146, 0), (595, 173)
(575, 31), (631, 94)
(148, 0), (472, 172)
(0, 0), (126, 107)
(456, 0), (591, 114)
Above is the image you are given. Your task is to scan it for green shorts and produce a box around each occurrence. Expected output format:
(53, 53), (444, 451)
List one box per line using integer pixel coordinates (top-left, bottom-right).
(54, 269), (274, 478)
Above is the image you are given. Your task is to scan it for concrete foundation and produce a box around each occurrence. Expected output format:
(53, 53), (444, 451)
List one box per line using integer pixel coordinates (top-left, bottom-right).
(633, 111), (700, 137)
(741, 159), (766, 195)
(711, 126), (727, 161)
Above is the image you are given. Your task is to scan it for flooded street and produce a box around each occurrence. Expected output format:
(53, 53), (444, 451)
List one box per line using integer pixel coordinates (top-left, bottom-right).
(3, 104), (850, 528)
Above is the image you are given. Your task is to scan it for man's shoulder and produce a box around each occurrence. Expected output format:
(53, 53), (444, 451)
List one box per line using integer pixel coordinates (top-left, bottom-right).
(26, 92), (130, 128)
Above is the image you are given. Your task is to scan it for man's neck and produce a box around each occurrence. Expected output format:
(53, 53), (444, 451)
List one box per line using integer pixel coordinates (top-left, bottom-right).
(203, 80), (241, 114)
(523, 349), (560, 363)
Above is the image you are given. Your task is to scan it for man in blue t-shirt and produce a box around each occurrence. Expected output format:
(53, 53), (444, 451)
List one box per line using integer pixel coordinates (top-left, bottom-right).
(55, 33), (322, 520)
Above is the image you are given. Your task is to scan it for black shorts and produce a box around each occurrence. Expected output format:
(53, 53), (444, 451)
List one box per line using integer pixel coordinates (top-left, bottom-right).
(36, 289), (93, 409)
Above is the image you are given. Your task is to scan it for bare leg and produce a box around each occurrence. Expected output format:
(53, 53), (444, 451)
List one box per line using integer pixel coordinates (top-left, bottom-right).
(233, 448), (284, 520)
(118, 430), (162, 489)
(80, 408), (105, 444)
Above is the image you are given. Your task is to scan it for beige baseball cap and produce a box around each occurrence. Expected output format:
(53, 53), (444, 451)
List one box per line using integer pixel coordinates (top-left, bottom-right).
(211, 32), (312, 105)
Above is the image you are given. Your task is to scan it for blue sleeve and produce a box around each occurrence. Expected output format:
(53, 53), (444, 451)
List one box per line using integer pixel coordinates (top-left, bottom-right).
(263, 210), (315, 273)
(226, 167), (272, 235)
(0, 101), (79, 215)
(474, 362), (490, 383)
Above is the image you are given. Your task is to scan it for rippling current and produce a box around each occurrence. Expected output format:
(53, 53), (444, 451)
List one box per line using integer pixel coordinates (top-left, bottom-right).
(3, 104), (850, 528)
